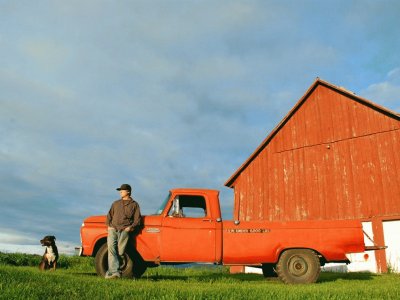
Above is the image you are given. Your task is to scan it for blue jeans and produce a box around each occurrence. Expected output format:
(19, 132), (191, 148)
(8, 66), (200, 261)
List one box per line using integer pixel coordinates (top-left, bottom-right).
(107, 228), (129, 276)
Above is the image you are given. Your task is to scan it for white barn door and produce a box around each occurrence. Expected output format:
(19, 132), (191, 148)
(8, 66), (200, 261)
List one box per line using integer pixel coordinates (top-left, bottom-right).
(383, 220), (400, 273)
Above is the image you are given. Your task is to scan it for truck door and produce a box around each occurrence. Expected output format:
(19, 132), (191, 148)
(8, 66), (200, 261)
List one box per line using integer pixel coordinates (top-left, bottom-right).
(160, 195), (217, 263)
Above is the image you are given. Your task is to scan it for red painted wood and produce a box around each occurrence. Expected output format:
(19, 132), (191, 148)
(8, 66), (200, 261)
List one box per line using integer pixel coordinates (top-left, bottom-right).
(228, 80), (400, 224)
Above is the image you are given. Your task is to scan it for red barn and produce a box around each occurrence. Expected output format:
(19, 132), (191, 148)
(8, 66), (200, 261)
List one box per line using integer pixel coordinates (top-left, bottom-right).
(225, 79), (400, 273)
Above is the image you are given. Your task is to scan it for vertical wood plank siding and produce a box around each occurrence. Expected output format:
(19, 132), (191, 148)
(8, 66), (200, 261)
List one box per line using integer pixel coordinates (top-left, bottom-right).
(231, 83), (400, 222)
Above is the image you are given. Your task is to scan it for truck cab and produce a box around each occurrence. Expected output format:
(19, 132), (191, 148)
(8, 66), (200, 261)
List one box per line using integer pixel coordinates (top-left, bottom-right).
(154, 189), (222, 263)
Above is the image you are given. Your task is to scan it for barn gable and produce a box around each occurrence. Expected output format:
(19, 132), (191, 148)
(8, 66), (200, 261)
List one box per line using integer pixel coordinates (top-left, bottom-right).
(225, 79), (400, 222)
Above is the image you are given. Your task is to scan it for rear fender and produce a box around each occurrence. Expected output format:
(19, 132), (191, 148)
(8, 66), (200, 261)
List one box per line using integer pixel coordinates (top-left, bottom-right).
(276, 247), (327, 265)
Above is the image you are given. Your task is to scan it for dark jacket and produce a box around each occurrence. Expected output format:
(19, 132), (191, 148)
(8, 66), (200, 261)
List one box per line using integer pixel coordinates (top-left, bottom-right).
(106, 197), (141, 231)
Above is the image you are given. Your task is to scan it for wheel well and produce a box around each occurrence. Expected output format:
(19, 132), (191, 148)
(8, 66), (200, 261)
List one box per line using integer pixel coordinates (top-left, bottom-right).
(277, 248), (327, 266)
(91, 236), (157, 268)
(92, 237), (107, 257)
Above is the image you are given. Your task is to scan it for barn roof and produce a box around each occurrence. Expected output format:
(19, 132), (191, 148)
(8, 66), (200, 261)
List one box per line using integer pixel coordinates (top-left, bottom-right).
(225, 78), (400, 188)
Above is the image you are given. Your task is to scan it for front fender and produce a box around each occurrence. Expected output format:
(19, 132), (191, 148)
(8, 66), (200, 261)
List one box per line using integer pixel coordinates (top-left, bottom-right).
(89, 232), (159, 264)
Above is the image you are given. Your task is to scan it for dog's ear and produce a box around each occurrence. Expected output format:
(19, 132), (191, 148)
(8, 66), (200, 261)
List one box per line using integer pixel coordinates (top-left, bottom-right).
(51, 236), (56, 240)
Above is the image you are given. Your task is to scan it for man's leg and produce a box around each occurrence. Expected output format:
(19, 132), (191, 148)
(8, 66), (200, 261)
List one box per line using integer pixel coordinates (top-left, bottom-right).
(118, 230), (130, 256)
(106, 228), (120, 277)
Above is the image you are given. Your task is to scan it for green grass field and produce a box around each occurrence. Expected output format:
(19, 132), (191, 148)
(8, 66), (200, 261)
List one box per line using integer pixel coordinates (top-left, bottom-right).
(1, 252), (399, 299)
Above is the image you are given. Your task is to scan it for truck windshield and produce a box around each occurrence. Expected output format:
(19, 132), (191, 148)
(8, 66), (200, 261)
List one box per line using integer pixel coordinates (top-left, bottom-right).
(154, 192), (171, 215)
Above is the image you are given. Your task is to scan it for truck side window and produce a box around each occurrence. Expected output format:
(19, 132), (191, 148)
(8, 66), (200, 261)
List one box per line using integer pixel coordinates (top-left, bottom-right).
(168, 195), (207, 218)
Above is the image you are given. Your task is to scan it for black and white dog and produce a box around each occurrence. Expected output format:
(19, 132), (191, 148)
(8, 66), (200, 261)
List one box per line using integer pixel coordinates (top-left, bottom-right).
(39, 235), (59, 271)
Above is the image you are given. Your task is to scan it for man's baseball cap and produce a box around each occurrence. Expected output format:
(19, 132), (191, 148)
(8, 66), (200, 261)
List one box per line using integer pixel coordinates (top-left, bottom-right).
(116, 184), (131, 192)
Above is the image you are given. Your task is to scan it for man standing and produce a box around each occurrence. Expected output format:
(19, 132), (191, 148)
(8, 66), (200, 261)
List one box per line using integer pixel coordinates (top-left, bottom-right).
(105, 184), (141, 279)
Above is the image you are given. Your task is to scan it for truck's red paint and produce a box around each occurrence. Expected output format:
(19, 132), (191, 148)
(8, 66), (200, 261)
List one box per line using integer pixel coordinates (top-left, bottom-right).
(79, 188), (366, 283)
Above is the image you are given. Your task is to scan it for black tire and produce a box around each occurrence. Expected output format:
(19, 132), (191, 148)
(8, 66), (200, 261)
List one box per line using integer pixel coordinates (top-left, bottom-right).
(261, 263), (277, 277)
(94, 243), (147, 279)
(276, 249), (320, 284)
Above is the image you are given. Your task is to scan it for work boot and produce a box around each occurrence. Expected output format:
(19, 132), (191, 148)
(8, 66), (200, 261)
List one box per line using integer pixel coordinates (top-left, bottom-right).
(105, 272), (120, 279)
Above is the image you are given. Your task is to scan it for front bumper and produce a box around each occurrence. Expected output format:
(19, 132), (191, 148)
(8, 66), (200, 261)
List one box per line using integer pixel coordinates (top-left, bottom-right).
(75, 247), (83, 256)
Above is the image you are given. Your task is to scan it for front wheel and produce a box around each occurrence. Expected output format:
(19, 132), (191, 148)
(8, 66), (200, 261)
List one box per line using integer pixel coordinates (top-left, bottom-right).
(276, 249), (320, 284)
(94, 243), (147, 279)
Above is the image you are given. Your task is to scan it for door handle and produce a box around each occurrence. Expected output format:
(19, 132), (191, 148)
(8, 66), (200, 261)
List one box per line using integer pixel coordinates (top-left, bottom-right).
(202, 219), (212, 222)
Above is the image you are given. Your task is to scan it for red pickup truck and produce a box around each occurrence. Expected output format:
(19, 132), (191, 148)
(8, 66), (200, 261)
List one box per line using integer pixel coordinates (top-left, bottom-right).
(78, 188), (368, 284)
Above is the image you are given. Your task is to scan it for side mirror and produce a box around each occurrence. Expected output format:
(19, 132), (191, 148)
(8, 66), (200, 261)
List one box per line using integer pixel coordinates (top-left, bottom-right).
(172, 198), (180, 216)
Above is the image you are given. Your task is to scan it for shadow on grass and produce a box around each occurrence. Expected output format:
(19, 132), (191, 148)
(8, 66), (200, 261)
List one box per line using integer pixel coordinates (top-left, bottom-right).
(142, 271), (376, 284)
(141, 272), (268, 282)
(318, 272), (375, 283)
(68, 268), (376, 284)
(69, 272), (98, 277)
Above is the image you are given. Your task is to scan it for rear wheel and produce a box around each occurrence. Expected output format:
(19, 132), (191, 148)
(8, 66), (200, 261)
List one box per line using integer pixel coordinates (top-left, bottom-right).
(276, 249), (320, 284)
(94, 243), (147, 279)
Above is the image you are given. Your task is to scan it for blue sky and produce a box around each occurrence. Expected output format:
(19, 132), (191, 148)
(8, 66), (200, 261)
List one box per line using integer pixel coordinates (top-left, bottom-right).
(1, 0), (399, 254)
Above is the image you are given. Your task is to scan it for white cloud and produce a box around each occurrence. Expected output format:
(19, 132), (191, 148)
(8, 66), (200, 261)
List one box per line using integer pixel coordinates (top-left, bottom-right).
(361, 68), (400, 112)
(1, 1), (400, 254)
(0, 230), (38, 245)
(388, 68), (400, 83)
(0, 229), (75, 255)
